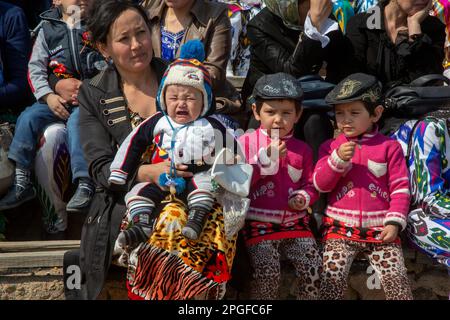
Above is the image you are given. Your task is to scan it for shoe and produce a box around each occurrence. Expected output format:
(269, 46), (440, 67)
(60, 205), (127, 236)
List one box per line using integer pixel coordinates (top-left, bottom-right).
(116, 212), (154, 248)
(182, 208), (209, 240)
(66, 179), (94, 213)
(0, 183), (36, 211)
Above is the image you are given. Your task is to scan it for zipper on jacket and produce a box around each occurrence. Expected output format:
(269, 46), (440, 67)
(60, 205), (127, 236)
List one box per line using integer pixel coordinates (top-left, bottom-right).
(68, 25), (83, 79)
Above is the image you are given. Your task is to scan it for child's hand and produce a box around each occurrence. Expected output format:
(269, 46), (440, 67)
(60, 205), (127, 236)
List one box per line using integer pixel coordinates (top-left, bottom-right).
(45, 93), (70, 120)
(289, 195), (306, 211)
(266, 139), (287, 161)
(337, 141), (356, 161)
(380, 224), (399, 243)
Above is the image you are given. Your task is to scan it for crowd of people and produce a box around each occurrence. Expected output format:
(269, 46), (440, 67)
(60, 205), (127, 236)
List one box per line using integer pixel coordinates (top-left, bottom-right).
(0, 0), (449, 300)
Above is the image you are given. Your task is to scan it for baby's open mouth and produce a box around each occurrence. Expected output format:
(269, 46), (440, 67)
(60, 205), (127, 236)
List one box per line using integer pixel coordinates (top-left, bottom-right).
(176, 110), (189, 116)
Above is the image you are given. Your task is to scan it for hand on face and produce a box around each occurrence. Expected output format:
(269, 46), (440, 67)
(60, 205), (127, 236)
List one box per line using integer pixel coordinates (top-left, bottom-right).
(308, 0), (332, 30)
(337, 141), (356, 161)
(266, 139), (287, 161)
(407, 0), (432, 24)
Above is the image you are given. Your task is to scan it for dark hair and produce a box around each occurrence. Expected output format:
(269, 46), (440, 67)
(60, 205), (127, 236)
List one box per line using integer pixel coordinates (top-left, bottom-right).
(362, 101), (382, 116)
(254, 98), (302, 114)
(87, 0), (151, 45)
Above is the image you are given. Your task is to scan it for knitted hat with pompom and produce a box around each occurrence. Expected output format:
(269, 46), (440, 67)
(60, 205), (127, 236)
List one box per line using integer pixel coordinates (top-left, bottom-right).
(156, 39), (213, 118)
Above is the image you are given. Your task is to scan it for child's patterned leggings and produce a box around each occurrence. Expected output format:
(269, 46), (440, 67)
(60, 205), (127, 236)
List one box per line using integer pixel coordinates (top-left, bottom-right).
(247, 237), (321, 300)
(320, 239), (413, 300)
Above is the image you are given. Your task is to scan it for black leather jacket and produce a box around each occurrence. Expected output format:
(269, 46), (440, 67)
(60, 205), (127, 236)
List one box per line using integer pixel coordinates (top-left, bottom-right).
(241, 7), (351, 104)
(63, 58), (167, 300)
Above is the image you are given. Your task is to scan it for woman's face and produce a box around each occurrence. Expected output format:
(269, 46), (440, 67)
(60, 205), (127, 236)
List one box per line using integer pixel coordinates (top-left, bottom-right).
(100, 9), (153, 74)
(395, 0), (430, 16)
(298, 0), (311, 26)
(164, 0), (195, 10)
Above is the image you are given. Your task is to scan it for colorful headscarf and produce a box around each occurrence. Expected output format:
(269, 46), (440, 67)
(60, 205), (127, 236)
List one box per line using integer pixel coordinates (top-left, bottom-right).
(264, 0), (303, 30)
(431, 0), (450, 47)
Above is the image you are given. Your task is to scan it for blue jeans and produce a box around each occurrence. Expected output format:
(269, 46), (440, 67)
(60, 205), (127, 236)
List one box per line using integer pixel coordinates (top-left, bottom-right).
(8, 102), (88, 182)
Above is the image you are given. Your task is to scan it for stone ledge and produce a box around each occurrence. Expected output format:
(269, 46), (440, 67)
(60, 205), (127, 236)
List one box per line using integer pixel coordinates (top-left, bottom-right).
(0, 249), (448, 300)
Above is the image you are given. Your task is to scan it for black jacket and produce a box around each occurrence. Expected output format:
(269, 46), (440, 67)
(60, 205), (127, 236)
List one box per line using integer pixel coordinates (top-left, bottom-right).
(241, 7), (351, 103)
(345, 3), (445, 89)
(63, 58), (167, 300)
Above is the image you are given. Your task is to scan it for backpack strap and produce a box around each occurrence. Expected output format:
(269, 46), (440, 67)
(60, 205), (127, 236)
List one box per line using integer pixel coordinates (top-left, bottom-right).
(409, 74), (449, 87)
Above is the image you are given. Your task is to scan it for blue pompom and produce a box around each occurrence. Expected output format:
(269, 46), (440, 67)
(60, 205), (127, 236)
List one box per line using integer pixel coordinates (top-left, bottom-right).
(180, 39), (205, 62)
(173, 177), (186, 194)
(158, 173), (186, 195)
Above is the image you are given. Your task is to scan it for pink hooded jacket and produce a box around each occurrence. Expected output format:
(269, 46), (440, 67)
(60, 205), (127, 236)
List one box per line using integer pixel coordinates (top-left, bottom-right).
(313, 129), (411, 230)
(238, 128), (319, 224)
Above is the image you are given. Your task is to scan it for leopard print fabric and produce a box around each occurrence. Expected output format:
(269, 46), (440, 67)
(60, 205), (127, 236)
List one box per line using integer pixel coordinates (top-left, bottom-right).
(320, 239), (413, 300)
(247, 237), (321, 300)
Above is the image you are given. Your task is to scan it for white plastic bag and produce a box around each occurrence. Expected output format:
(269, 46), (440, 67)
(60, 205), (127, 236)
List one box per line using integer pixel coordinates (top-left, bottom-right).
(211, 148), (253, 239)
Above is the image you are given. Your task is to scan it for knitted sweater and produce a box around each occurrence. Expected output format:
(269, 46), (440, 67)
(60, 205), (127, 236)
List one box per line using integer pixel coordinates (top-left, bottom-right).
(238, 127), (319, 224)
(313, 129), (411, 230)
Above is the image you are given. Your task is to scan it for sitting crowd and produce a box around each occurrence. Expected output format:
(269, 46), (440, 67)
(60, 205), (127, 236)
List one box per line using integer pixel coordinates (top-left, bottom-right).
(0, 0), (449, 300)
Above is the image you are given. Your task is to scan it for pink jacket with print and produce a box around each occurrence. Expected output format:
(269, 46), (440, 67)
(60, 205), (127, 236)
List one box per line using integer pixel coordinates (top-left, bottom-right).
(313, 130), (411, 230)
(238, 128), (319, 224)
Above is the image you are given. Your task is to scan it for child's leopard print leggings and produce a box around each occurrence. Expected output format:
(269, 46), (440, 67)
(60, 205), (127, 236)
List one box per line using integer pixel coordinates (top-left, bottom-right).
(247, 237), (321, 300)
(320, 239), (413, 300)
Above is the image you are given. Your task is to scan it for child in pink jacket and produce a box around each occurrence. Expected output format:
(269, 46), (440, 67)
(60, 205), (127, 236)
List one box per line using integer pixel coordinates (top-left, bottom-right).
(238, 73), (320, 299)
(314, 73), (413, 300)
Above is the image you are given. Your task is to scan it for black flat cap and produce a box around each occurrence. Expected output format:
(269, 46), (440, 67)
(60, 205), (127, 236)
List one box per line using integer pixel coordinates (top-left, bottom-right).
(325, 73), (382, 105)
(253, 72), (304, 101)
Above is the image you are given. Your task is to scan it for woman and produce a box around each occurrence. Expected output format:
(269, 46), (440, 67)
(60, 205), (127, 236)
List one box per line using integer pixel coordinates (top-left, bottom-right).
(142, 0), (243, 128)
(242, 0), (351, 159)
(346, 0), (445, 88)
(64, 0), (236, 300)
(391, 116), (450, 274)
(142, 0), (231, 95)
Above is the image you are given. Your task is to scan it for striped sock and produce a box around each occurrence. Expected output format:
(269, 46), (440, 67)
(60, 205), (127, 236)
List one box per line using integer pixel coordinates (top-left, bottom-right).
(187, 190), (214, 212)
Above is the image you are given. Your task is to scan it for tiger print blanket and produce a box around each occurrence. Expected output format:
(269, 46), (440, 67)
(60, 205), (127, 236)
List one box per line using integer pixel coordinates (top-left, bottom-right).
(126, 199), (238, 300)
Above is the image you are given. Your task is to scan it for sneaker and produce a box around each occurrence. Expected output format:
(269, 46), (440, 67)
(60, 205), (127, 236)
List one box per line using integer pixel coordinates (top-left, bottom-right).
(66, 179), (94, 213)
(182, 208), (209, 240)
(0, 183), (36, 211)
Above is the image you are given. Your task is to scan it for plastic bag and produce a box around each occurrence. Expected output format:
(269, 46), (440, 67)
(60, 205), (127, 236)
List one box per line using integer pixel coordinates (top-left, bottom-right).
(216, 188), (250, 240)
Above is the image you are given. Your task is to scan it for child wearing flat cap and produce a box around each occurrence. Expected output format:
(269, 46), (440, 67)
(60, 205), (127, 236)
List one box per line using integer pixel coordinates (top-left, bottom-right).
(313, 73), (413, 300)
(238, 72), (321, 299)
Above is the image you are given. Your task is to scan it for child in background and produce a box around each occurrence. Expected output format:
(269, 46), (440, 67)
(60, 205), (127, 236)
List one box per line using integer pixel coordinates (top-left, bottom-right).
(238, 72), (321, 300)
(0, 0), (103, 212)
(314, 73), (413, 300)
